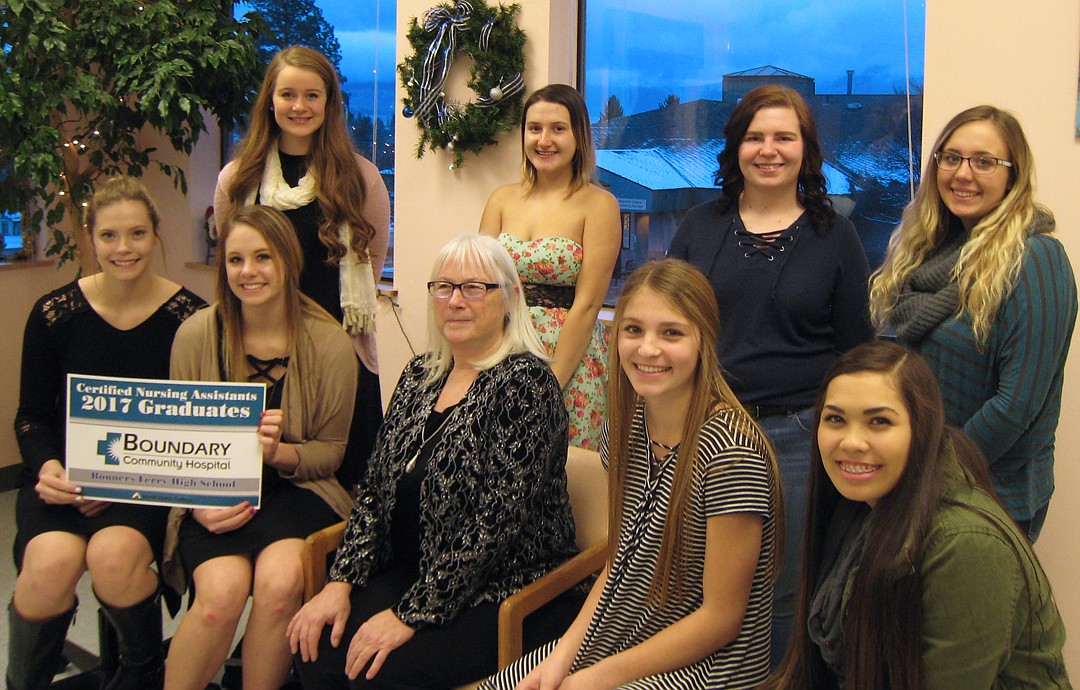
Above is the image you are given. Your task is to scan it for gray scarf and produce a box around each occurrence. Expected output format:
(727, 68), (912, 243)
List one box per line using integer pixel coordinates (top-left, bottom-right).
(890, 212), (1055, 343)
(807, 501), (874, 688)
(889, 226), (966, 343)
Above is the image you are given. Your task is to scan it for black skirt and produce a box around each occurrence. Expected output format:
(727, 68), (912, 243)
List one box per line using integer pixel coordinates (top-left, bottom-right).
(177, 473), (340, 575)
(14, 482), (170, 570)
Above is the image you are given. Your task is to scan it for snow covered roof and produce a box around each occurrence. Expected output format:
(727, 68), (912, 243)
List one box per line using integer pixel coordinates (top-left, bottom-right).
(597, 143), (856, 195)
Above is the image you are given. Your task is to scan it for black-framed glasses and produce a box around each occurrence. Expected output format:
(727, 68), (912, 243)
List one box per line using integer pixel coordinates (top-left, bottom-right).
(934, 151), (1013, 175)
(427, 280), (501, 299)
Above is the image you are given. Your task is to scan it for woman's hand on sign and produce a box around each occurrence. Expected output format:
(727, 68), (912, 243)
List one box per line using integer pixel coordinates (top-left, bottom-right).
(36, 459), (112, 517)
(193, 502), (255, 534)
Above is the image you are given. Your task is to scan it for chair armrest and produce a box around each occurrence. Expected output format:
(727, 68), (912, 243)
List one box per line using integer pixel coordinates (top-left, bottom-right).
(302, 521), (347, 601)
(497, 541), (607, 668)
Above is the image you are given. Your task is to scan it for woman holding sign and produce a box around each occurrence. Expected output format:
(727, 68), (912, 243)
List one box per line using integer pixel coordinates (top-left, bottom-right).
(10, 176), (205, 690)
(163, 205), (357, 690)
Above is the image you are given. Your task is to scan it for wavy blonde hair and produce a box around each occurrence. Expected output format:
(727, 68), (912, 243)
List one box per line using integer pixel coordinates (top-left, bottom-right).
(869, 106), (1049, 345)
(606, 259), (782, 606)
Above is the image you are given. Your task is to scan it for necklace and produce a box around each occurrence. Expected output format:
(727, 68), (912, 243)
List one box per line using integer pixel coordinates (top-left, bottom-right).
(405, 405), (458, 473)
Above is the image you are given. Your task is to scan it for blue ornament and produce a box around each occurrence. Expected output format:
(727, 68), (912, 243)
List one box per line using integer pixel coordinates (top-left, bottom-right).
(403, 106), (414, 118)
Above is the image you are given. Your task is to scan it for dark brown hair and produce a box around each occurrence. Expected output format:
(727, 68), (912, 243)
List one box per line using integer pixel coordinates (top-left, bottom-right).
(714, 84), (834, 229)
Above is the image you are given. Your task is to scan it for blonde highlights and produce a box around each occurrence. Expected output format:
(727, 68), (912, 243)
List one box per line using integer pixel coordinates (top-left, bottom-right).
(870, 106), (1046, 345)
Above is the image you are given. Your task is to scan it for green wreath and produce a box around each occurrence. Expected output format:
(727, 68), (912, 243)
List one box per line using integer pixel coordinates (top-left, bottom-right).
(398, 0), (526, 169)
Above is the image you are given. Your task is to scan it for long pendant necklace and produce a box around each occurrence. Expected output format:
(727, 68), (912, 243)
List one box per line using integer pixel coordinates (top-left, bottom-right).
(405, 406), (457, 473)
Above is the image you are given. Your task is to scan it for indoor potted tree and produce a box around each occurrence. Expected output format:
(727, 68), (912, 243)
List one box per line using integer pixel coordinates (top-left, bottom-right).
(0, 0), (265, 272)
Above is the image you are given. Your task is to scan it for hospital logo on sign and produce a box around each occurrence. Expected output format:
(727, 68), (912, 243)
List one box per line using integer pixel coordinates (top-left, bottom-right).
(96, 433), (123, 466)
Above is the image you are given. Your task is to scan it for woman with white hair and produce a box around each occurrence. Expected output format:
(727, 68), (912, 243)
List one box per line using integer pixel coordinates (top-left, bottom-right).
(288, 234), (582, 688)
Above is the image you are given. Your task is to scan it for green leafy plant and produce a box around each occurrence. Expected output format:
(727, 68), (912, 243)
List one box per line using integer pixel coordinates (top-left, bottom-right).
(0, 0), (265, 271)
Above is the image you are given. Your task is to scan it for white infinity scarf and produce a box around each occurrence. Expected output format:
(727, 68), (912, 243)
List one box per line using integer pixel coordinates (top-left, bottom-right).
(245, 147), (377, 335)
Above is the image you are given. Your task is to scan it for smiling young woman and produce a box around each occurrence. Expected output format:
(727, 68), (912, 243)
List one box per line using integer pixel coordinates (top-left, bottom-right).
(762, 340), (1070, 690)
(668, 84), (873, 667)
(479, 84), (621, 451)
(870, 105), (1077, 542)
(163, 205), (357, 690)
(484, 259), (782, 690)
(9, 177), (205, 690)
(215, 46), (390, 490)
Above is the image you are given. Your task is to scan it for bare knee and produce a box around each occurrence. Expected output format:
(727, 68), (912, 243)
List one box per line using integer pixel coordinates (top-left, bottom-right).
(251, 560), (303, 618)
(190, 572), (250, 630)
(18, 539), (85, 595)
(86, 528), (153, 588)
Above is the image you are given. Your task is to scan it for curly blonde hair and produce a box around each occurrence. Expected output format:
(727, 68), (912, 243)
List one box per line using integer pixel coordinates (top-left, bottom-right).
(869, 105), (1050, 345)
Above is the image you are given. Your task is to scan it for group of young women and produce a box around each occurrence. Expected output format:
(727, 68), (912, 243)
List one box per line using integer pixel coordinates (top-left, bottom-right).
(8, 44), (1074, 690)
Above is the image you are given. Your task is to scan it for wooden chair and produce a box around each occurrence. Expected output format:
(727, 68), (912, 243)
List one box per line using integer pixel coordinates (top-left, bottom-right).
(300, 445), (609, 683)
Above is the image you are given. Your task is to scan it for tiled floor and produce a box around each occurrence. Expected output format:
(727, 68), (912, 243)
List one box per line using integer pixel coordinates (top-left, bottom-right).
(0, 490), (242, 685)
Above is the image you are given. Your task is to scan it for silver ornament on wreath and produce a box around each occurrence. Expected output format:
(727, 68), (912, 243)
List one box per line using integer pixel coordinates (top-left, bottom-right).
(397, 0), (527, 168)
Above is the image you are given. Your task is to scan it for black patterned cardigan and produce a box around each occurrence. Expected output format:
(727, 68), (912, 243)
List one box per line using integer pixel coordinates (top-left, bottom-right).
(329, 352), (578, 628)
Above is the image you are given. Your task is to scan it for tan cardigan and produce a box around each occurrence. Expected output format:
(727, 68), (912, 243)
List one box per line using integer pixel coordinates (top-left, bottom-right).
(213, 152), (390, 374)
(162, 305), (357, 592)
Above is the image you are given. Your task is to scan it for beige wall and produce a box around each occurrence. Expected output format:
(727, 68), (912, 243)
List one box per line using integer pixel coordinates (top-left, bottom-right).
(373, 0), (578, 392)
(922, 0), (1080, 676)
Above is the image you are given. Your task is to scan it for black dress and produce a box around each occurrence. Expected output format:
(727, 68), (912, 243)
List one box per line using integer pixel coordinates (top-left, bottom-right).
(13, 281), (206, 567)
(276, 151), (383, 489)
(176, 360), (340, 573)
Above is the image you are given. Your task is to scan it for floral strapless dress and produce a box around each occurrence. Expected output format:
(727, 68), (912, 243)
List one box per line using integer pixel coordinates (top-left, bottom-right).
(499, 233), (609, 449)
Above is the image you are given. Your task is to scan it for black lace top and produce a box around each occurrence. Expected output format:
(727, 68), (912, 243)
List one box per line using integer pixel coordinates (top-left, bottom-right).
(14, 281), (205, 481)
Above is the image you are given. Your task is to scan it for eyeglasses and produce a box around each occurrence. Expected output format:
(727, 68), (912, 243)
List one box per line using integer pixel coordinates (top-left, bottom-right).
(427, 280), (501, 299)
(934, 151), (1013, 176)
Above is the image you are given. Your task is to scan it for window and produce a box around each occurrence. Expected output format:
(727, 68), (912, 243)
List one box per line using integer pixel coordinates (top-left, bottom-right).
(0, 38), (22, 259)
(0, 163), (22, 258)
(581, 0), (925, 297)
(233, 0), (397, 278)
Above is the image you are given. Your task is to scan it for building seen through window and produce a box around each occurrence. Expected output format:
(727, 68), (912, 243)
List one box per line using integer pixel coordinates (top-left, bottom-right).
(581, 1), (926, 300)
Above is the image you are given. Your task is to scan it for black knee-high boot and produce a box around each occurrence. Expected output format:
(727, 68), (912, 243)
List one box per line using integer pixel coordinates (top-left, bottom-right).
(96, 590), (164, 690)
(5, 601), (75, 690)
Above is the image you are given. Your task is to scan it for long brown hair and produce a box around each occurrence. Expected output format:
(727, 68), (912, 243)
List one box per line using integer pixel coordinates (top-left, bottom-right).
(766, 340), (1032, 689)
(215, 205), (335, 390)
(714, 85), (834, 229)
(224, 46), (375, 265)
(606, 259), (781, 605)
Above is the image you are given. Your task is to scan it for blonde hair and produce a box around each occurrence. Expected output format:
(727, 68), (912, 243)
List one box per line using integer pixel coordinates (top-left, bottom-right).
(606, 259), (782, 605)
(422, 234), (549, 386)
(86, 176), (162, 234)
(224, 46), (375, 266)
(870, 106), (1048, 345)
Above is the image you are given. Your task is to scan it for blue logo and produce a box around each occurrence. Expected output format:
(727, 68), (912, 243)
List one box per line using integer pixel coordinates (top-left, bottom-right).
(96, 433), (122, 465)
